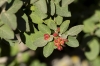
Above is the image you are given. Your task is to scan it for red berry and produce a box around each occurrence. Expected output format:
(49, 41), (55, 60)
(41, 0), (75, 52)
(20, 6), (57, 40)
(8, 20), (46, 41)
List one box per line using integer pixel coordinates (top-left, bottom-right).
(53, 32), (58, 37)
(60, 40), (64, 45)
(54, 39), (58, 43)
(44, 34), (50, 40)
(57, 46), (63, 51)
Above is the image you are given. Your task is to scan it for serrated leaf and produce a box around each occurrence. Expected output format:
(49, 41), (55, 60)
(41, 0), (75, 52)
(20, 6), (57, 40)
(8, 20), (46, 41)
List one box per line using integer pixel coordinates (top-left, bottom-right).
(43, 42), (55, 57)
(45, 19), (57, 30)
(0, 24), (14, 39)
(66, 36), (79, 47)
(38, 24), (51, 34)
(24, 33), (37, 50)
(50, 1), (55, 15)
(30, 12), (44, 24)
(35, 0), (47, 13)
(0, 0), (7, 7)
(55, 16), (63, 25)
(7, 0), (23, 13)
(56, 4), (71, 17)
(85, 39), (99, 60)
(33, 37), (48, 47)
(62, 0), (74, 7)
(1, 12), (17, 30)
(67, 25), (83, 36)
(22, 13), (30, 32)
(60, 20), (70, 34)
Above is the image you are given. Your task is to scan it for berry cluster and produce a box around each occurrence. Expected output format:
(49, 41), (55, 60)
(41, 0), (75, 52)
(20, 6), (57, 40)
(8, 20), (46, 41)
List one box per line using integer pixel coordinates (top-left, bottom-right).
(54, 37), (68, 50)
(44, 27), (68, 51)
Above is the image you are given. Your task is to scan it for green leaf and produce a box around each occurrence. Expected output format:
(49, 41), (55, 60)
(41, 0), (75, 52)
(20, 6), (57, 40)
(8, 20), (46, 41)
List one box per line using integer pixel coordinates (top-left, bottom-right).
(83, 21), (95, 33)
(62, 0), (74, 7)
(54, 0), (60, 4)
(30, 12), (44, 24)
(24, 33), (37, 50)
(60, 20), (70, 34)
(22, 13), (30, 32)
(95, 29), (100, 37)
(35, 0), (47, 13)
(45, 19), (57, 30)
(7, 0), (23, 13)
(66, 36), (79, 47)
(33, 37), (48, 47)
(43, 42), (55, 57)
(91, 57), (100, 66)
(0, 0), (7, 7)
(33, 34), (53, 47)
(1, 12), (17, 30)
(85, 39), (99, 60)
(22, 52), (30, 62)
(30, 60), (40, 66)
(6, 39), (18, 46)
(38, 24), (51, 34)
(30, 0), (38, 4)
(0, 24), (14, 39)
(11, 44), (19, 56)
(50, 1), (55, 15)
(67, 25), (84, 36)
(55, 16), (63, 25)
(56, 4), (71, 17)
(34, 7), (47, 19)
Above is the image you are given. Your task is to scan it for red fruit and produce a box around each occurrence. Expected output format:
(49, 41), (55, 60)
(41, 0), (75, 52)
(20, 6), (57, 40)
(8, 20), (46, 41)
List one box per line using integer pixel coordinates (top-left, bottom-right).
(54, 43), (60, 46)
(53, 32), (58, 37)
(54, 39), (58, 43)
(60, 40), (64, 45)
(57, 46), (63, 51)
(44, 34), (50, 40)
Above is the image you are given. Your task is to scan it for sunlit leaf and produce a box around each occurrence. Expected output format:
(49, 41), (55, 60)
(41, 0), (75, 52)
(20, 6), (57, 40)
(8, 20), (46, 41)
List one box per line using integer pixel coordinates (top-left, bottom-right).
(43, 42), (55, 57)
(66, 36), (79, 47)
(55, 16), (63, 25)
(45, 19), (57, 30)
(62, 0), (74, 7)
(35, 0), (47, 13)
(56, 4), (71, 17)
(22, 13), (30, 32)
(50, 0), (55, 15)
(0, 24), (14, 39)
(1, 12), (17, 30)
(38, 24), (51, 34)
(7, 0), (23, 13)
(67, 25), (83, 36)
(60, 20), (70, 34)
